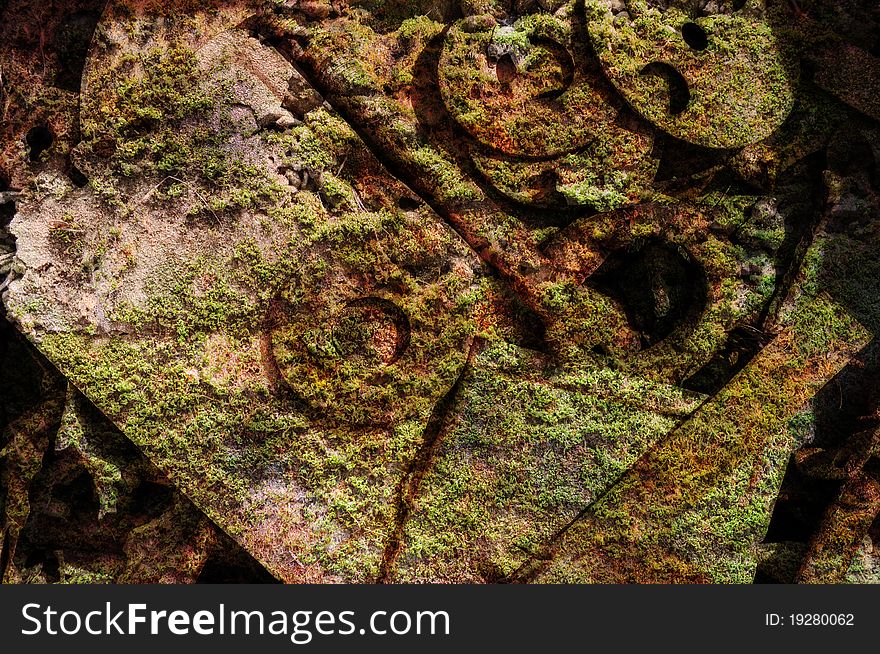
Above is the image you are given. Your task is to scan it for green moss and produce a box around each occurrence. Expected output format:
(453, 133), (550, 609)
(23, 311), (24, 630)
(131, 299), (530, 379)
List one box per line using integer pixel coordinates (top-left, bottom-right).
(410, 146), (481, 204)
(532, 292), (868, 583)
(77, 43), (288, 219)
(59, 565), (115, 584)
(27, 108), (489, 580)
(395, 341), (703, 581)
(585, 0), (797, 148)
(397, 16), (443, 43)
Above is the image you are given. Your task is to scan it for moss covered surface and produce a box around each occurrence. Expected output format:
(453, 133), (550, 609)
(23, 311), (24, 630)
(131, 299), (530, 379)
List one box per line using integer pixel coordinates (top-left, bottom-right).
(5, 1), (494, 581)
(528, 292), (869, 582)
(2, 0), (879, 583)
(394, 340), (703, 581)
(585, 0), (798, 148)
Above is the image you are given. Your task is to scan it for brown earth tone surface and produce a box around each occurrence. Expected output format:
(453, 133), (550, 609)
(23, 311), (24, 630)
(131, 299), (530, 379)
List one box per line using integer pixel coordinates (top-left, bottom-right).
(1, 0), (880, 583)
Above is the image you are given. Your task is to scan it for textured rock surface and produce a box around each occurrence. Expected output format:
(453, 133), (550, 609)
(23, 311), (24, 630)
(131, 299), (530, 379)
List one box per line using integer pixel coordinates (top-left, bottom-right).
(1, 0), (880, 583)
